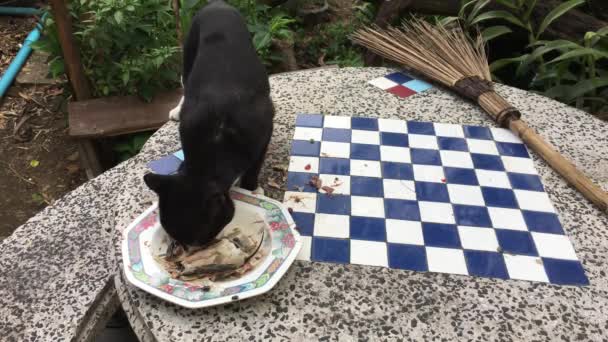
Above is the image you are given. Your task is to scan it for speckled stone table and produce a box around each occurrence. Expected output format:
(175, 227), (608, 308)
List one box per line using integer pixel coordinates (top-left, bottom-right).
(111, 67), (608, 341)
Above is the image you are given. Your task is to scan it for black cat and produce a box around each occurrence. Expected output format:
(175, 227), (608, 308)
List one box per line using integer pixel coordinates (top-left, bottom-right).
(144, 0), (274, 247)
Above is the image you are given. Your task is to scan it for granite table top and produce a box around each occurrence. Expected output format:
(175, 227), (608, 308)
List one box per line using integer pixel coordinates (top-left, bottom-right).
(111, 67), (608, 341)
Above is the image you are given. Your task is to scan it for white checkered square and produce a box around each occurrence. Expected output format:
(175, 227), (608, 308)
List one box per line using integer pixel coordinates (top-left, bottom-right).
(351, 129), (380, 145)
(324, 115), (351, 129)
(434, 123), (464, 138)
(289, 156), (319, 173)
(440, 150), (474, 169)
(408, 134), (439, 150)
(351, 196), (385, 218)
(380, 146), (411, 163)
(426, 247), (468, 275)
(475, 169), (511, 188)
(293, 127), (323, 141)
(368, 77), (399, 90)
(351, 240), (388, 267)
(413, 165), (445, 183)
(488, 207), (527, 231)
(351, 160), (382, 177)
(383, 179), (416, 200)
(378, 118), (407, 133)
(386, 219), (424, 245)
(314, 214), (350, 238)
(419, 201), (455, 224)
(467, 139), (499, 155)
(321, 141), (350, 159)
(458, 226), (499, 252)
(447, 184), (485, 206)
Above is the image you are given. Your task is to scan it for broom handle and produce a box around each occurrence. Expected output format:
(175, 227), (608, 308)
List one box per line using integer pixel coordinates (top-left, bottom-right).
(508, 119), (608, 213)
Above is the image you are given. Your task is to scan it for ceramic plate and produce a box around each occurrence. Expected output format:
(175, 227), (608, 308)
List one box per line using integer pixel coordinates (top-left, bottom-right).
(122, 188), (302, 309)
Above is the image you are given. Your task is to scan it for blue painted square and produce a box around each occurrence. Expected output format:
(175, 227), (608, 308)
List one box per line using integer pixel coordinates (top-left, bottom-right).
(444, 167), (479, 185)
(291, 212), (315, 236)
(384, 72), (413, 84)
(495, 230), (538, 256)
(173, 150), (184, 160)
(496, 142), (529, 158)
(291, 140), (321, 156)
(438, 137), (468, 151)
(454, 205), (492, 227)
(463, 125), (492, 140)
(411, 148), (441, 165)
(286, 172), (318, 193)
(320, 158), (350, 175)
(350, 216), (386, 241)
(351, 117), (379, 131)
(407, 121), (435, 135)
(481, 187), (518, 209)
(350, 143), (381, 160)
(422, 223), (461, 248)
(351, 176), (384, 197)
(522, 211), (564, 234)
(317, 194), (351, 215)
(380, 132), (409, 147)
(508, 173), (544, 192)
(148, 155), (181, 175)
(382, 162), (414, 180)
(296, 113), (323, 127)
(464, 251), (509, 279)
(471, 153), (505, 171)
(311, 237), (350, 264)
(415, 182), (449, 202)
(542, 258), (589, 286)
(323, 128), (351, 143)
(387, 244), (428, 271)
(403, 79), (432, 92)
(384, 199), (420, 221)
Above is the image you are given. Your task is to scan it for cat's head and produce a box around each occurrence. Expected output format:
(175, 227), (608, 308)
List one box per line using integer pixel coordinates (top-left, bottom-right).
(143, 173), (235, 247)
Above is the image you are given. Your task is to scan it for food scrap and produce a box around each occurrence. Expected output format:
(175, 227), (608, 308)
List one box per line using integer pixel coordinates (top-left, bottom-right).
(156, 218), (268, 282)
(304, 164), (311, 170)
(309, 175), (323, 189)
(321, 185), (335, 195)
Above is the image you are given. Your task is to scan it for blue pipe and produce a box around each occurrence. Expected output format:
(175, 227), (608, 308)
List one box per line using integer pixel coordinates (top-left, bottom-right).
(0, 12), (48, 99)
(0, 7), (42, 16)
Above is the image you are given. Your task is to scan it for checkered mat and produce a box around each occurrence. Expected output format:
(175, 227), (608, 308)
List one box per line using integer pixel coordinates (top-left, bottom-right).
(368, 72), (433, 98)
(146, 114), (589, 286)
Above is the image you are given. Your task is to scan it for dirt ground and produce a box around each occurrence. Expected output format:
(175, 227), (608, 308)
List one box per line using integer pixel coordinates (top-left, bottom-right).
(0, 16), (87, 240)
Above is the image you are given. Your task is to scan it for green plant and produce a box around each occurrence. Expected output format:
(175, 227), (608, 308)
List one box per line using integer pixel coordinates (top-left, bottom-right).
(113, 132), (153, 162)
(442, 0), (608, 115)
(297, 1), (374, 67)
(35, 0), (182, 101)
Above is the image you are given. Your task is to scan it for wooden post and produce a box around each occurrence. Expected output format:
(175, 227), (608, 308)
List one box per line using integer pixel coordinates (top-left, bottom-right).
(172, 0), (183, 44)
(48, 0), (103, 179)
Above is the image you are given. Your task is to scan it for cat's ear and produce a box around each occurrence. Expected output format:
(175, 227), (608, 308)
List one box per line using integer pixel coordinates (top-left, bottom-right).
(143, 173), (172, 194)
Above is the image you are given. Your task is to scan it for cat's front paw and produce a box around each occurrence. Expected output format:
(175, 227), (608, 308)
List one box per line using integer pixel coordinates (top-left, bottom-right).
(252, 186), (265, 196)
(169, 96), (184, 121)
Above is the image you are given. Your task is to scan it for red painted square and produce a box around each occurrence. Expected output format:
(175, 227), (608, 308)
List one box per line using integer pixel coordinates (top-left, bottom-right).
(387, 85), (417, 98)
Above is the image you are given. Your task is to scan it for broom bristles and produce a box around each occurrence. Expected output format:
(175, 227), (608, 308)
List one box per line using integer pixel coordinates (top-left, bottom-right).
(351, 19), (491, 87)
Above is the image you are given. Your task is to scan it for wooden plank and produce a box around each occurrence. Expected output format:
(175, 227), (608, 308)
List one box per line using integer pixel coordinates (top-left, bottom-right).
(48, 0), (92, 101)
(68, 89), (183, 138)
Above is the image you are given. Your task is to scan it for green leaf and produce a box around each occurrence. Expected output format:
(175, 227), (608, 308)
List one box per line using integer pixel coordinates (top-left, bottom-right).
(481, 25), (512, 42)
(114, 11), (123, 24)
(459, 0), (478, 18)
(469, 10), (528, 30)
(122, 72), (130, 86)
(489, 55), (528, 72)
(30, 160), (40, 167)
(125, 5), (135, 11)
(438, 16), (459, 27)
(562, 77), (608, 102)
(467, 0), (491, 25)
(31, 193), (45, 204)
(537, 0), (585, 38)
(517, 40), (580, 76)
(494, 0), (518, 9)
(49, 58), (65, 78)
(547, 48), (608, 64)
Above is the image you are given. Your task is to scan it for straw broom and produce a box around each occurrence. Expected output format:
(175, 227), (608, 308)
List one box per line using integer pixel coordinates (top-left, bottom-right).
(352, 20), (608, 213)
